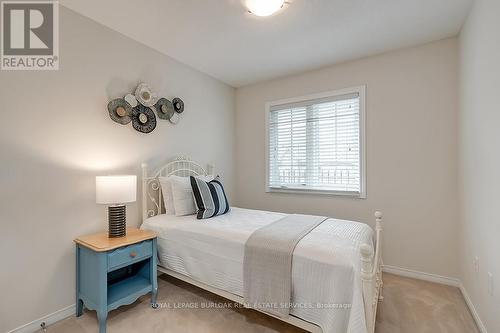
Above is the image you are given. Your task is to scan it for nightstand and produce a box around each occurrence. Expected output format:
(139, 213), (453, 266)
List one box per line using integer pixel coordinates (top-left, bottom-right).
(74, 228), (158, 333)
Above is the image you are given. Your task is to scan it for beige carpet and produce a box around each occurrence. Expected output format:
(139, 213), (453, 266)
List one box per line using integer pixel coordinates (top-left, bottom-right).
(50, 273), (479, 333)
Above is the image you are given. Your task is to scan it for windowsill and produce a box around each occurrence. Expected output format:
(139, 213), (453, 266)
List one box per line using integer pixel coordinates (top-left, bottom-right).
(266, 187), (366, 199)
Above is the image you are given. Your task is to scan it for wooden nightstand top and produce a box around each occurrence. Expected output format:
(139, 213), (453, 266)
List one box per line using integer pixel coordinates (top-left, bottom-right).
(74, 228), (157, 252)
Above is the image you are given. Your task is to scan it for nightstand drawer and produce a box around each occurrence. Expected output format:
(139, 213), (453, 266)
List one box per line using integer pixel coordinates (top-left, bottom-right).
(107, 240), (152, 271)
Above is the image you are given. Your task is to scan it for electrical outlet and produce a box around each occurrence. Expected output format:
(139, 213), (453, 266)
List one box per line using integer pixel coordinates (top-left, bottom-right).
(474, 256), (479, 273)
(488, 272), (494, 296)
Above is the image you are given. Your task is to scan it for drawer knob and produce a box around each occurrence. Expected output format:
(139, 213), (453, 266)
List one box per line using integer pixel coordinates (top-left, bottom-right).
(130, 251), (137, 258)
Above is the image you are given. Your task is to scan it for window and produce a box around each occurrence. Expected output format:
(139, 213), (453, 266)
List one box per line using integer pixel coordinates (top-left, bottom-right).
(266, 86), (366, 197)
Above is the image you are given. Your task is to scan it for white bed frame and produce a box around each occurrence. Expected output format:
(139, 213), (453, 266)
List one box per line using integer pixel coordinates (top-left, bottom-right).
(141, 156), (383, 333)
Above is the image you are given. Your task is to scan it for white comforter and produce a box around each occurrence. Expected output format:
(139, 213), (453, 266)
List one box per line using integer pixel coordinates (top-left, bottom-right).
(141, 207), (374, 333)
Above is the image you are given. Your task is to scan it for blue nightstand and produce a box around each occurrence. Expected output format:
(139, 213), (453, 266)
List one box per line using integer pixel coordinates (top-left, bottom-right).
(75, 229), (158, 333)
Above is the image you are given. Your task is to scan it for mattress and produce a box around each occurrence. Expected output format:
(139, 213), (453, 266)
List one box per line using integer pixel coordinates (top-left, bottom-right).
(141, 207), (374, 333)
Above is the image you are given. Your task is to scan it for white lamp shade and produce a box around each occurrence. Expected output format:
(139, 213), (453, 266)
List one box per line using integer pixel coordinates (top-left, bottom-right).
(96, 175), (137, 204)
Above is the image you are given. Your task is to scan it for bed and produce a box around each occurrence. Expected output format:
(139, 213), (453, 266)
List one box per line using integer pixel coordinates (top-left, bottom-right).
(140, 157), (383, 333)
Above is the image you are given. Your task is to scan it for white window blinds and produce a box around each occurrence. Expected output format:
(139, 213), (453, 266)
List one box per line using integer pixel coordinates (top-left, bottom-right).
(268, 89), (364, 195)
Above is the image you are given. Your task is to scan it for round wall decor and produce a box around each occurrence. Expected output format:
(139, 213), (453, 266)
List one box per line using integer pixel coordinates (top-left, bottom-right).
(135, 83), (157, 107)
(154, 98), (175, 120)
(169, 112), (180, 125)
(131, 104), (157, 133)
(106, 83), (183, 133)
(124, 93), (138, 107)
(107, 98), (132, 125)
(172, 97), (184, 113)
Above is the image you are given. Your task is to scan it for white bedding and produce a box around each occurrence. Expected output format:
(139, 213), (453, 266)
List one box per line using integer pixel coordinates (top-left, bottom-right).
(141, 207), (374, 333)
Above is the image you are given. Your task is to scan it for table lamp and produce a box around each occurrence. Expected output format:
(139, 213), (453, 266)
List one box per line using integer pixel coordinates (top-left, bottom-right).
(96, 175), (137, 238)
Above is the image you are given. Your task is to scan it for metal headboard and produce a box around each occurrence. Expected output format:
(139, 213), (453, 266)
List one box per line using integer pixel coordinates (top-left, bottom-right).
(141, 156), (214, 220)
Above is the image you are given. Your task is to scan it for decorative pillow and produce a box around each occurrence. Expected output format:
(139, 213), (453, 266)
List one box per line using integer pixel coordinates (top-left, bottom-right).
(169, 175), (213, 216)
(158, 177), (175, 215)
(190, 176), (230, 219)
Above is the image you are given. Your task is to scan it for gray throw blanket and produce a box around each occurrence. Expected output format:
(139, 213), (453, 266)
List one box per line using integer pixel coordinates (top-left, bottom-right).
(243, 214), (328, 318)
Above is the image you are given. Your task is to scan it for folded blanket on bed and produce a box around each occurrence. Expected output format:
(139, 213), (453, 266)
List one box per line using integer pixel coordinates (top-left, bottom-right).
(243, 214), (328, 318)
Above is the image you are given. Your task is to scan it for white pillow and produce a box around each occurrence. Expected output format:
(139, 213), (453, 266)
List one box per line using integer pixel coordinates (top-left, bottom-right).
(169, 175), (214, 216)
(158, 177), (175, 215)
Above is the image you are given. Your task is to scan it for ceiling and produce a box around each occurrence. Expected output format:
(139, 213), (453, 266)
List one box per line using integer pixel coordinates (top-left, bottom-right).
(61, 0), (472, 87)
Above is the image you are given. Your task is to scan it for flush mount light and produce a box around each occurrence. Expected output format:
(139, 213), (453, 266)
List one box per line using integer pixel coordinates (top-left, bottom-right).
(246, 0), (285, 17)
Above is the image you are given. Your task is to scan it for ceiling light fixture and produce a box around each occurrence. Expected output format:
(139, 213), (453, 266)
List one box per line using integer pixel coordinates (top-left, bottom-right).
(246, 0), (285, 17)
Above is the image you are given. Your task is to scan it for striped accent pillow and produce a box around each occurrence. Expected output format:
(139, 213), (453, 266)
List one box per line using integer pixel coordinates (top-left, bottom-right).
(190, 176), (230, 219)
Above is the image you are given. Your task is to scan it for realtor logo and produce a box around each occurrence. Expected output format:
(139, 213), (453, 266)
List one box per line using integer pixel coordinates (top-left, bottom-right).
(1, 1), (59, 70)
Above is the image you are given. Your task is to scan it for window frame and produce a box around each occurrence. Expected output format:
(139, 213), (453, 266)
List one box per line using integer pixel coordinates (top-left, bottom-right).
(265, 85), (366, 198)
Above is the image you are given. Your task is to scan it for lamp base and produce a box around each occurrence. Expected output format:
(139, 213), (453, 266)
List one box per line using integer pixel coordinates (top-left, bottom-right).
(108, 205), (126, 238)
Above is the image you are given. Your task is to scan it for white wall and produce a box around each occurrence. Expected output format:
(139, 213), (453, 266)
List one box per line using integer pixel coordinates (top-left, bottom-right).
(459, 0), (500, 331)
(235, 39), (460, 279)
(0, 7), (235, 332)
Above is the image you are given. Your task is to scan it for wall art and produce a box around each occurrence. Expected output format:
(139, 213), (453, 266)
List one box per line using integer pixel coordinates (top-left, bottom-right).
(107, 82), (185, 133)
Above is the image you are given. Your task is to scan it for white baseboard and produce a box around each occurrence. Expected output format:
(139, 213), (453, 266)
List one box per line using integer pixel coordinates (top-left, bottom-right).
(383, 265), (461, 287)
(7, 304), (75, 333)
(383, 265), (487, 333)
(459, 284), (488, 333)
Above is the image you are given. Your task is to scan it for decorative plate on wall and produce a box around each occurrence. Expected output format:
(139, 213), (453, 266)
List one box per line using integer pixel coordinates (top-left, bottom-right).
(131, 104), (157, 133)
(172, 97), (184, 113)
(169, 112), (180, 125)
(135, 83), (157, 107)
(124, 93), (138, 107)
(107, 98), (133, 125)
(154, 98), (175, 120)
(106, 83), (184, 133)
